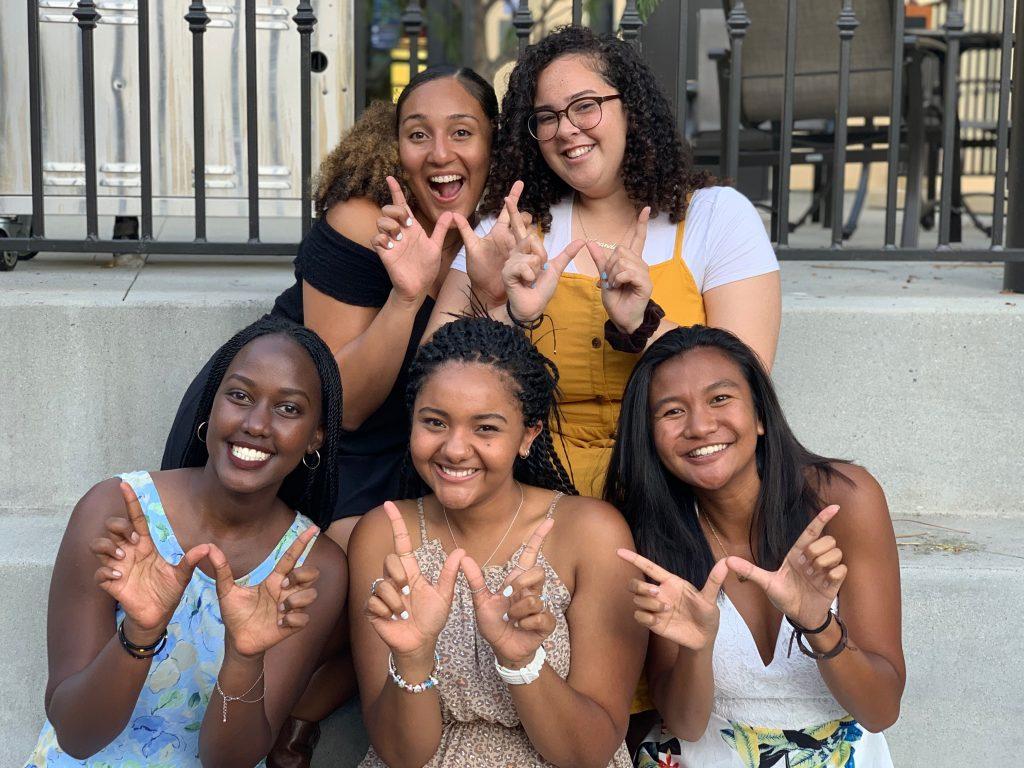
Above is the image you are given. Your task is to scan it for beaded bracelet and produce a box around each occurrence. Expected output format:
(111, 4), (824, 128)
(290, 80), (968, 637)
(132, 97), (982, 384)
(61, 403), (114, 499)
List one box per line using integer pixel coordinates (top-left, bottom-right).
(388, 651), (441, 694)
(117, 619), (167, 660)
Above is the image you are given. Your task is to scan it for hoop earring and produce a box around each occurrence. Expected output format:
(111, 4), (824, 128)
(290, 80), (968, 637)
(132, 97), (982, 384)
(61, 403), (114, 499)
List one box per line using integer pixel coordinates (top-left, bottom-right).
(303, 449), (321, 470)
(196, 421), (208, 444)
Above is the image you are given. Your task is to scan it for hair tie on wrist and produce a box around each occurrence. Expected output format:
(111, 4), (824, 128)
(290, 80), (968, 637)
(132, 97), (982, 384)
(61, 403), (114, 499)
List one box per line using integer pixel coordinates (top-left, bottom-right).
(507, 299), (545, 331)
(604, 299), (665, 353)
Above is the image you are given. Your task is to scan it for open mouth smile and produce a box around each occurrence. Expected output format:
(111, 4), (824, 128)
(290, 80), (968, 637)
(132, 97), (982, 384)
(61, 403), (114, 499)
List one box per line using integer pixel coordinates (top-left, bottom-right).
(562, 144), (595, 160)
(686, 443), (730, 460)
(433, 462), (480, 482)
(428, 174), (465, 202)
(228, 442), (273, 469)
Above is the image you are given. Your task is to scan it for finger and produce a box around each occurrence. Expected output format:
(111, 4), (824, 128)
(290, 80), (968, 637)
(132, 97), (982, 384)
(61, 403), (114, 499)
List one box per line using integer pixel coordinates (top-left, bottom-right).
(374, 579), (407, 618)
(176, 543), (211, 582)
(282, 564), (320, 590)
(430, 211), (455, 249)
(802, 535), (837, 562)
(587, 241), (609, 281)
(273, 525), (319, 577)
(365, 595), (394, 620)
(507, 594), (546, 622)
(90, 537), (126, 561)
(810, 548), (843, 574)
(459, 554), (489, 606)
(498, 180), (525, 228)
(103, 516), (138, 545)
(506, 261), (537, 287)
(386, 175), (409, 210)
(608, 265), (639, 291)
(520, 211), (534, 229)
(383, 502), (421, 577)
(94, 565), (123, 584)
(205, 543), (236, 600)
(437, 547), (465, 602)
(616, 548), (674, 584)
(384, 553), (411, 596)
(629, 206), (651, 254)
(452, 212), (480, 249)
(827, 564), (848, 588)
(629, 578), (662, 597)
(376, 215), (402, 238)
(507, 565), (545, 595)
(372, 233), (396, 253)
(505, 195), (529, 241)
(548, 239), (585, 277)
(119, 482), (151, 541)
(793, 505), (841, 552)
(632, 595), (667, 613)
(515, 517), (554, 573)
(514, 612), (555, 634)
(701, 558), (729, 601)
(278, 611), (310, 630)
(633, 610), (660, 628)
(724, 555), (773, 592)
(280, 587), (318, 612)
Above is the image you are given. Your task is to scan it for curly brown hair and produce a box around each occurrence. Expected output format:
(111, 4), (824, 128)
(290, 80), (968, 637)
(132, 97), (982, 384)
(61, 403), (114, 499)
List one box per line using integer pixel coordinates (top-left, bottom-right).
(314, 100), (403, 215)
(482, 25), (714, 231)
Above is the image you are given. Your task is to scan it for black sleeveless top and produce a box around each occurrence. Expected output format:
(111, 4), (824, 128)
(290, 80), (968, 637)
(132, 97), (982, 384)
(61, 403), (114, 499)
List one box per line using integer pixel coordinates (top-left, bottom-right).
(272, 217), (433, 518)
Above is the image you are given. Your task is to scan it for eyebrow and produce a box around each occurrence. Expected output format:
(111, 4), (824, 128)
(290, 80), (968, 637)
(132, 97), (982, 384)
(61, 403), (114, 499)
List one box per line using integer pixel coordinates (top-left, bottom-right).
(649, 379), (742, 412)
(417, 406), (508, 423)
(401, 112), (481, 125)
(225, 373), (311, 403)
(534, 89), (598, 111)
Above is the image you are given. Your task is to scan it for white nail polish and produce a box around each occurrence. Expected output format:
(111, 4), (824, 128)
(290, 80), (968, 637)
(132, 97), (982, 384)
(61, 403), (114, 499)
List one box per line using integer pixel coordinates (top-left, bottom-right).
(400, 610), (410, 621)
(502, 585), (513, 598)
(116, 548), (125, 558)
(406, 217), (414, 227)
(502, 612), (509, 622)
(112, 569), (122, 578)
(401, 585), (411, 596)
(390, 614), (398, 621)
(396, 231), (403, 241)
(386, 240), (394, 250)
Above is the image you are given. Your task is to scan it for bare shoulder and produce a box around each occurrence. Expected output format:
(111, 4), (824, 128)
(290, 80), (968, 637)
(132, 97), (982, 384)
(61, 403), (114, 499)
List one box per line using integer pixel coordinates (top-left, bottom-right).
(813, 462), (893, 546)
(325, 196), (383, 249)
(67, 477), (132, 535)
(306, 530), (347, 582)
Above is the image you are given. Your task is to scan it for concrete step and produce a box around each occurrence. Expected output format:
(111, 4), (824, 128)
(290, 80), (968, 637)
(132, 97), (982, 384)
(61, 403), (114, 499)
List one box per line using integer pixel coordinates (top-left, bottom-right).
(3, 514), (1021, 766)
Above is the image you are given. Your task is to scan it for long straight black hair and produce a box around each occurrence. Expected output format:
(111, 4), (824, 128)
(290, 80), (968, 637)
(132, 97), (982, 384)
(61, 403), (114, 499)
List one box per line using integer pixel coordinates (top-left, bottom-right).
(174, 316), (343, 529)
(604, 326), (847, 586)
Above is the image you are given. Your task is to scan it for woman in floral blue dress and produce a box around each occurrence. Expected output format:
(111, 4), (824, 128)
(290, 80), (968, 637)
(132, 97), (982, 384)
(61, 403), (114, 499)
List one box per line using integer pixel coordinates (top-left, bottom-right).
(26, 316), (348, 767)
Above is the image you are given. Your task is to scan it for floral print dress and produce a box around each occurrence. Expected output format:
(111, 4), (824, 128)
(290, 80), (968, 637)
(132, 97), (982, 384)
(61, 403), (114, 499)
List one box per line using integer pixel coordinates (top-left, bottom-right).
(636, 594), (894, 768)
(26, 471), (317, 767)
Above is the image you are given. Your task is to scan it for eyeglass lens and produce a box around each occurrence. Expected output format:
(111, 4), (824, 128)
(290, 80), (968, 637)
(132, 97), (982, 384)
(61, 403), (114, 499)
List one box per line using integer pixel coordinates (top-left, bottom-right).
(530, 98), (604, 141)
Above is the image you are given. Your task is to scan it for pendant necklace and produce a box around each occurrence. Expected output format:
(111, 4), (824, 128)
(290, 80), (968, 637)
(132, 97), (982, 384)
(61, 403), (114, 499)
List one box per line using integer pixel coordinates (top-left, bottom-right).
(574, 194), (630, 251)
(443, 481), (525, 569)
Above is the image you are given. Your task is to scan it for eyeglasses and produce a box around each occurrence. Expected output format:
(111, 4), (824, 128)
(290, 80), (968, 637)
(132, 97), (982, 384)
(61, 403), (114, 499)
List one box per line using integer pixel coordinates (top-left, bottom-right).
(527, 94), (622, 142)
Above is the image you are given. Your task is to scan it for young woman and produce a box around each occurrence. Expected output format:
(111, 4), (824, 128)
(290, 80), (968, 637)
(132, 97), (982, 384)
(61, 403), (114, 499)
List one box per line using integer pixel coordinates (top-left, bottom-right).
(26, 317), (347, 767)
(348, 317), (646, 767)
(429, 25), (781, 499)
(607, 326), (904, 767)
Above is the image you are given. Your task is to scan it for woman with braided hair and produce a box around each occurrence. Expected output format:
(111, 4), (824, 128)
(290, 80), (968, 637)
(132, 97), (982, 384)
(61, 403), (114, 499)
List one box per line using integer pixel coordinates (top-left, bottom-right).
(428, 25), (781, 500)
(348, 316), (647, 767)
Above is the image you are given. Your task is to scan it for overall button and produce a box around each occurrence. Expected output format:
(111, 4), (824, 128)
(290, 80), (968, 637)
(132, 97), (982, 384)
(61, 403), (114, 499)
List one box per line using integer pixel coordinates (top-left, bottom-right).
(591, 337), (602, 349)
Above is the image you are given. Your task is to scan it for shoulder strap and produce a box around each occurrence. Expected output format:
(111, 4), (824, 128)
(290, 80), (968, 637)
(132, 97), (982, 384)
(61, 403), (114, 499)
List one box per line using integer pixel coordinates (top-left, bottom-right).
(545, 491), (565, 520)
(416, 497), (428, 543)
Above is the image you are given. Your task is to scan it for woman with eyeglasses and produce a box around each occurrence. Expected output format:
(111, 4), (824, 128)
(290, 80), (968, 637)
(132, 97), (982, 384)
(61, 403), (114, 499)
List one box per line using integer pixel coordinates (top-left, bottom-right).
(427, 25), (781, 502)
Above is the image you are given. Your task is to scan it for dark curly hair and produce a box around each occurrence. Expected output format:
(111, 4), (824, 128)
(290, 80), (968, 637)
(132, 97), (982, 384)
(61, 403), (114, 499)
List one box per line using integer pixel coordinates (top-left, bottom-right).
(482, 25), (714, 231)
(175, 316), (343, 529)
(399, 317), (576, 498)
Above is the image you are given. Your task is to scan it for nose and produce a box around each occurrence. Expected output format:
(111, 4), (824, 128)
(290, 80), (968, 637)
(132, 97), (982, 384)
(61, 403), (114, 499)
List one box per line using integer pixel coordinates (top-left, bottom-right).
(555, 112), (580, 141)
(242, 402), (272, 437)
(428, 134), (454, 164)
(683, 405), (717, 440)
(440, 426), (473, 462)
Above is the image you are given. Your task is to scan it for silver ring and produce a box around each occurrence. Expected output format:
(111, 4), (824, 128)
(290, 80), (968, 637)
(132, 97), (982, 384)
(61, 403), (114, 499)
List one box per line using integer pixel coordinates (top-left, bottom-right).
(469, 584), (488, 595)
(370, 577), (386, 596)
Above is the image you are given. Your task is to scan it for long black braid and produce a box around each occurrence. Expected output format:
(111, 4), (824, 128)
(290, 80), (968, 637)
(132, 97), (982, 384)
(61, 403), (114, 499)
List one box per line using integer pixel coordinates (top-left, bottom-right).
(173, 315), (343, 529)
(398, 317), (577, 498)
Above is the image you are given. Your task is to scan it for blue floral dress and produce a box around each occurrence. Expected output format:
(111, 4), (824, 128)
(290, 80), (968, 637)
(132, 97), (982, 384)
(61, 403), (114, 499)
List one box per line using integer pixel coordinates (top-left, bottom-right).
(26, 471), (317, 767)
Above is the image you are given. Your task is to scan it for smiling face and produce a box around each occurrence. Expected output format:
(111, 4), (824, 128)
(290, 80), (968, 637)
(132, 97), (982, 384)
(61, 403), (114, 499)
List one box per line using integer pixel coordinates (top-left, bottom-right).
(648, 347), (765, 495)
(532, 54), (627, 199)
(206, 334), (324, 495)
(410, 362), (540, 510)
(397, 77), (493, 226)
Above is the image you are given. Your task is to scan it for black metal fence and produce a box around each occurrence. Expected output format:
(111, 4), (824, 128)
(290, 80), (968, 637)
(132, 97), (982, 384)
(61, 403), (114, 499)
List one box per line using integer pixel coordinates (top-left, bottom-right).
(4, 0), (1024, 290)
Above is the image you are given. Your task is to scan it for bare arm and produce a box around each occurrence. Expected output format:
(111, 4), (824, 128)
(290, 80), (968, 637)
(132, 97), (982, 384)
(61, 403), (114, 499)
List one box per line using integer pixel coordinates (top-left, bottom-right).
(702, 271), (781, 370)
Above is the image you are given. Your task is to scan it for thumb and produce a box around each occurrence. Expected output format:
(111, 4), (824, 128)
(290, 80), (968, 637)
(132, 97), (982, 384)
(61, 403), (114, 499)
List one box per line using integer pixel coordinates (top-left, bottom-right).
(586, 241), (609, 277)
(430, 211), (455, 249)
(437, 548), (465, 602)
(205, 543), (236, 600)
(549, 239), (586, 276)
(725, 556), (773, 592)
(176, 543), (211, 583)
(452, 212), (480, 248)
(702, 558), (729, 602)
(459, 554), (490, 608)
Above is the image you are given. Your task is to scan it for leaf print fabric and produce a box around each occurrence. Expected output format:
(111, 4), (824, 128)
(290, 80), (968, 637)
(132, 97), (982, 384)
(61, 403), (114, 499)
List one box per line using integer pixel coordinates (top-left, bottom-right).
(720, 717), (863, 768)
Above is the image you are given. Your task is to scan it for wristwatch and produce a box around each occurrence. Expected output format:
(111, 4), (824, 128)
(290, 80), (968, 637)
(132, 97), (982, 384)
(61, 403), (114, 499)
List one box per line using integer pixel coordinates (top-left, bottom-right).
(494, 645), (547, 685)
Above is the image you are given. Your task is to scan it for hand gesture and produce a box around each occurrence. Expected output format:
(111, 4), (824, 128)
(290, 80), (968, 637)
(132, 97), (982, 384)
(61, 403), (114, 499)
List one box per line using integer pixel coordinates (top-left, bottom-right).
(92, 481), (209, 641)
(452, 180), (533, 307)
(587, 206), (653, 333)
(372, 176), (454, 303)
(461, 517), (556, 668)
(502, 194), (586, 323)
(209, 524), (322, 658)
(364, 502), (464, 658)
(617, 549), (728, 651)
(725, 505), (846, 630)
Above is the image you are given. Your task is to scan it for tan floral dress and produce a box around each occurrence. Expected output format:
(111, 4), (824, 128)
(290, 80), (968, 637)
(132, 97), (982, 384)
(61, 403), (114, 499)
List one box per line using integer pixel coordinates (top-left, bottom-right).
(359, 493), (632, 768)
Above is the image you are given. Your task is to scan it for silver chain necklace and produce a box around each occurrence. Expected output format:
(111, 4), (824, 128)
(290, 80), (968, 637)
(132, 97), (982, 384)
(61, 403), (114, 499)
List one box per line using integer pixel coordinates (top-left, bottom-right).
(442, 481), (525, 569)
(698, 506), (748, 583)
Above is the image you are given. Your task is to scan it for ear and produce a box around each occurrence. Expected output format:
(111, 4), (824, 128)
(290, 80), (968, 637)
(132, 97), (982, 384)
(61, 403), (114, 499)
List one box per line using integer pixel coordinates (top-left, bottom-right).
(519, 421), (543, 457)
(309, 425), (324, 453)
(756, 419), (765, 437)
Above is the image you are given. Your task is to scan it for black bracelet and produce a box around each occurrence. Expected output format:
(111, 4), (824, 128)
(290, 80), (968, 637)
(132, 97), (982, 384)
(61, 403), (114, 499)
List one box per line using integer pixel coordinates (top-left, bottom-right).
(506, 299), (544, 331)
(788, 610), (833, 635)
(604, 299), (665, 353)
(118, 619), (168, 660)
(788, 611), (848, 661)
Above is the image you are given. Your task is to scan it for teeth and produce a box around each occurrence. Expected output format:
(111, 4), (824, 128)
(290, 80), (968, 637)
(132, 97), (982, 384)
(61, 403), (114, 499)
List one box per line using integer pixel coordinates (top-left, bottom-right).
(232, 445), (270, 462)
(439, 465), (477, 478)
(429, 174), (463, 183)
(688, 444), (728, 458)
(565, 145), (594, 159)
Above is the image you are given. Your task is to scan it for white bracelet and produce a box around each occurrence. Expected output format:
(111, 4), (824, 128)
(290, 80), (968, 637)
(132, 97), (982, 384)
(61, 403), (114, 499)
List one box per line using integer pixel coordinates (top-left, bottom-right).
(494, 645), (546, 685)
(388, 651), (441, 694)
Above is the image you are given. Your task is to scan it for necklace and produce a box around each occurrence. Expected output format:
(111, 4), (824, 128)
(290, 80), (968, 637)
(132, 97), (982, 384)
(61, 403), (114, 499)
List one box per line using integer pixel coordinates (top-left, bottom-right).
(697, 506), (748, 583)
(442, 481), (525, 569)
(574, 195), (631, 251)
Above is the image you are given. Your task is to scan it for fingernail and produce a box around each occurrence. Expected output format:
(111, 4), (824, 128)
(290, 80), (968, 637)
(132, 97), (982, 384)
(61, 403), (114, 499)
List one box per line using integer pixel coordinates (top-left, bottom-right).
(530, 281), (536, 289)
(648, 585), (660, 596)
(279, 603), (286, 613)
(395, 231), (403, 241)
(131, 532), (140, 543)
(400, 610), (410, 621)
(406, 217), (414, 227)
(115, 548), (125, 558)
(542, 263), (548, 271)
(112, 569), (122, 578)
(386, 240), (394, 250)
(281, 578), (290, 589)
(798, 554), (807, 565)
(277, 618), (283, 626)
(502, 585), (513, 598)
(401, 585), (411, 596)
(390, 613), (398, 621)
(502, 612), (509, 622)
(600, 272), (607, 280)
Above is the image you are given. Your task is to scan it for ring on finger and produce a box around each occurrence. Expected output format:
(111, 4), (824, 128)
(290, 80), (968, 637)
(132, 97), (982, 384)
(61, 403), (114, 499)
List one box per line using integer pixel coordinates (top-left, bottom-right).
(469, 584), (488, 595)
(370, 577), (386, 596)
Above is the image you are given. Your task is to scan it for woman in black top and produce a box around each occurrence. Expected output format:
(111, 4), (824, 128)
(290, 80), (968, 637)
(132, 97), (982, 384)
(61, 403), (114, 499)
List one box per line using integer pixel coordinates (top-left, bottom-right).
(160, 66), (498, 764)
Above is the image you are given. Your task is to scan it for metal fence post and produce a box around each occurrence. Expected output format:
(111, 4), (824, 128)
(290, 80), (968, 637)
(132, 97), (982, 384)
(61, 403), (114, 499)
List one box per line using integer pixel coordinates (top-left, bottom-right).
(294, 1), (317, 236)
(1003, 0), (1024, 291)
(620, 0), (642, 47)
(402, 1), (424, 77)
(73, 0), (101, 241)
(513, 1), (533, 55)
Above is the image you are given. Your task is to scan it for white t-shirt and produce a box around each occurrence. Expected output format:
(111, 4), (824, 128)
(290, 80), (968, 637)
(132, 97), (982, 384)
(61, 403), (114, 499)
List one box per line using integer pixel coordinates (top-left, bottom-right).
(451, 186), (779, 293)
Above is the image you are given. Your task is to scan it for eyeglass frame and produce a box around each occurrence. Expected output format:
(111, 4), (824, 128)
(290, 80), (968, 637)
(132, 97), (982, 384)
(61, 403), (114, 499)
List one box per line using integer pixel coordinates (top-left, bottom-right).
(526, 94), (623, 142)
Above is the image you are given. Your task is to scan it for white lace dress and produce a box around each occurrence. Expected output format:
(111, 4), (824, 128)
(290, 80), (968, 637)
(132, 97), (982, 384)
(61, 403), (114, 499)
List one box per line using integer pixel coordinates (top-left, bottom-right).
(637, 594), (894, 768)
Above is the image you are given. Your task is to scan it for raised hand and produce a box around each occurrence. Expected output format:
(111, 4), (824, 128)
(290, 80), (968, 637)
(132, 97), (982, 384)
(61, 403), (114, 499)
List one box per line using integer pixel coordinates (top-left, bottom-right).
(617, 549), (728, 651)
(461, 517), (556, 668)
(209, 524), (322, 658)
(502, 194), (586, 323)
(725, 505), (846, 629)
(452, 180), (533, 307)
(371, 175), (453, 302)
(92, 481), (209, 642)
(587, 206), (653, 333)
(364, 502), (464, 658)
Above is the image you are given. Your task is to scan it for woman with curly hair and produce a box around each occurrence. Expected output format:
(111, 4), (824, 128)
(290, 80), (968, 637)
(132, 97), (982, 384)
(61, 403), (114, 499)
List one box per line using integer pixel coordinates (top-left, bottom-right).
(159, 65), (498, 765)
(428, 26), (780, 500)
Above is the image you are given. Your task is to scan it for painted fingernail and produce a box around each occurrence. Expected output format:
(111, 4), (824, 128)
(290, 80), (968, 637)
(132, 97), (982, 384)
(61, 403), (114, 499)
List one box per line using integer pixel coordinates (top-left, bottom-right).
(281, 578), (290, 589)
(542, 263), (548, 271)
(390, 613), (398, 621)
(401, 585), (411, 596)
(115, 548), (125, 558)
(131, 532), (140, 543)
(279, 603), (286, 613)
(112, 569), (122, 578)
(278, 618), (283, 627)
(386, 240), (394, 250)
(400, 610), (410, 621)
(600, 272), (607, 280)
(648, 585), (660, 596)
(406, 217), (414, 227)
(395, 231), (403, 241)
(502, 612), (509, 622)
(798, 554), (807, 565)
(502, 585), (513, 598)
